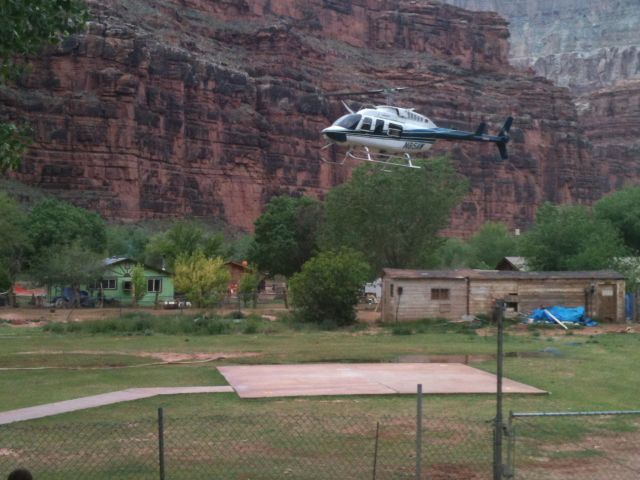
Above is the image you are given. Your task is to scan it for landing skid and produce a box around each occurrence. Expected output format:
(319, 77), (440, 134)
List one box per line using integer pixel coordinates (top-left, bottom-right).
(319, 145), (421, 169)
(346, 147), (421, 169)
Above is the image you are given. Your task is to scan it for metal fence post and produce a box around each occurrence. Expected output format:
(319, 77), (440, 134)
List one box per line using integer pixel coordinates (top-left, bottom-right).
(372, 421), (380, 480)
(504, 411), (515, 478)
(158, 407), (166, 480)
(493, 300), (505, 480)
(416, 383), (423, 480)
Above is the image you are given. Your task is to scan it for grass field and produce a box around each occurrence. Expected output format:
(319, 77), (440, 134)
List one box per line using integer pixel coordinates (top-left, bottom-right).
(1, 311), (638, 418)
(1, 309), (639, 478)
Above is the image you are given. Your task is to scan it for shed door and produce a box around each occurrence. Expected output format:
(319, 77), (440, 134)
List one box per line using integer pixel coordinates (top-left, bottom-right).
(597, 284), (617, 321)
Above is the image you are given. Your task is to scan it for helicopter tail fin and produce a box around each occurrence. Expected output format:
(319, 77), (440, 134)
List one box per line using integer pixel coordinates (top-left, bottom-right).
(474, 122), (487, 136)
(497, 141), (508, 160)
(495, 117), (513, 160)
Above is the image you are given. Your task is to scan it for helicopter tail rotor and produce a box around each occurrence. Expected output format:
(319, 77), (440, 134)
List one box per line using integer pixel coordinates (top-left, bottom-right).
(498, 117), (513, 137)
(497, 142), (508, 160)
(495, 117), (513, 160)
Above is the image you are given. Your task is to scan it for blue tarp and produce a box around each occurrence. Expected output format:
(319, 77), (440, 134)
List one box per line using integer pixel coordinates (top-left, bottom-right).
(625, 293), (633, 321)
(529, 306), (598, 327)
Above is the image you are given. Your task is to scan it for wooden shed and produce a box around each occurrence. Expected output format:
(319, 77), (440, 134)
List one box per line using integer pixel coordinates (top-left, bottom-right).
(380, 269), (625, 323)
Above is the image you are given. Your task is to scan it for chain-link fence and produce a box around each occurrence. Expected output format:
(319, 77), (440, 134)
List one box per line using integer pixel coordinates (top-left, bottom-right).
(0, 411), (492, 479)
(508, 410), (640, 480)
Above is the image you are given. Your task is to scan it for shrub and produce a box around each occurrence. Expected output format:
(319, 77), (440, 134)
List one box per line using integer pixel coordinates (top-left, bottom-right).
(289, 248), (370, 327)
(391, 325), (413, 335)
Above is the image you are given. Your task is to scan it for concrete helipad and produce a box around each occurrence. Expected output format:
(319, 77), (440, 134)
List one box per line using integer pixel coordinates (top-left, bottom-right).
(218, 363), (546, 398)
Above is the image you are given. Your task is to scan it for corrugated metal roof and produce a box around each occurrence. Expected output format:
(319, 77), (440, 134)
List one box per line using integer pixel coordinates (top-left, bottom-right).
(381, 268), (625, 280)
(103, 256), (170, 274)
(499, 256), (529, 271)
(104, 256), (129, 266)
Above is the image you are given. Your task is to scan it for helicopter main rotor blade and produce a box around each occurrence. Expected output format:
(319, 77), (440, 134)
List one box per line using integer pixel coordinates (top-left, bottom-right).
(341, 100), (355, 113)
(325, 87), (408, 98)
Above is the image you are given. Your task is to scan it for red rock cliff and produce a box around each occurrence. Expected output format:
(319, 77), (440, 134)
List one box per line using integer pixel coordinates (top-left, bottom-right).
(0, 0), (600, 234)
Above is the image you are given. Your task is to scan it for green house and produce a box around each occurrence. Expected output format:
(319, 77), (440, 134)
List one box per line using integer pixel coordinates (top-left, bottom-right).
(95, 257), (174, 307)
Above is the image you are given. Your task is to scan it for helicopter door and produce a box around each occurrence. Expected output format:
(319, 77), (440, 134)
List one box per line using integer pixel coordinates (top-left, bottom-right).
(374, 119), (384, 135)
(388, 122), (403, 138)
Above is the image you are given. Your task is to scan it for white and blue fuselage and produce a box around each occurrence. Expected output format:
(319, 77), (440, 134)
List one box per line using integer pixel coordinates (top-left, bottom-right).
(322, 106), (512, 160)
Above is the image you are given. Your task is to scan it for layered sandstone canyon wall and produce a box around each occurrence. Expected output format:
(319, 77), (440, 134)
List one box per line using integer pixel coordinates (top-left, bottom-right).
(442, 0), (640, 93)
(442, 0), (640, 197)
(0, 0), (603, 234)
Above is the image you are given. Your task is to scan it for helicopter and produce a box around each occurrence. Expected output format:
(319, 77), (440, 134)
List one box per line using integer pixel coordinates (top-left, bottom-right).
(320, 87), (513, 168)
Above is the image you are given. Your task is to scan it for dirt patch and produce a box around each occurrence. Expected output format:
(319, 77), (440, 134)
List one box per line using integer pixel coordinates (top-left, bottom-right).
(357, 309), (380, 323)
(15, 350), (260, 363)
(0, 307), (184, 325)
(476, 323), (637, 337)
(134, 351), (260, 363)
(518, 428), (640, 478)
(0, 306), (290, 326)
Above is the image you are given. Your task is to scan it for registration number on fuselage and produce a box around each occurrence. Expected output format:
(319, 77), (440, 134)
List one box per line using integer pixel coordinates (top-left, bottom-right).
(403, 141), (425, 150)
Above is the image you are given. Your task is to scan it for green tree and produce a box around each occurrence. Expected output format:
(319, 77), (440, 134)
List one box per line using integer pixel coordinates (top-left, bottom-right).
(26, 198), (106, 258)
(0, 262), (10, 293)
(238, 267), (260, 308)
(0, 0), (88, 172)
(430, 237), (473, 268)
(173, 252), (230, 308)
(130, 263), (146, 307)
(106, 224), (152, 259)
(322, 157), (467, 273)
(289, 249), (371, 327)
(30, 241), (104, 303)
(145, 221), (225, 271)
(0, 192), (31, 304)
(522, 203), (628, 270)
(249, 196), (324, 278)
(594, 186), (640, 252)
(467, 222), (520, 269)
(0, 123), (32, 173)
(226, 234), (253, 263)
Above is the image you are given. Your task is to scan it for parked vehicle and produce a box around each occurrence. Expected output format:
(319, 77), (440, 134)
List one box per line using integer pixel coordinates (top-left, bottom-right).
(51, 288), (96, 308)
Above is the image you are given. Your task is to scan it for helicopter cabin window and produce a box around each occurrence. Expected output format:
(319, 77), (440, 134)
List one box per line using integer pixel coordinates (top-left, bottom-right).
(360, 117), (372, 131)
(388, 123), (403, 138)
(374, 119), (384, 134)
(335, 114), (361, 130)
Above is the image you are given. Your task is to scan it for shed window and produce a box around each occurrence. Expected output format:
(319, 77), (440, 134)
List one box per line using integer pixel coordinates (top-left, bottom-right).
(148, 278), (162, 293)
(431, 288), (450, 300)
(390, 283), (394, 297)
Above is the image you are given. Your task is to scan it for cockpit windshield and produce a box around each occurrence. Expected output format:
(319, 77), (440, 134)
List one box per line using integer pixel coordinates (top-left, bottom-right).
(333, 114), (361, 130)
